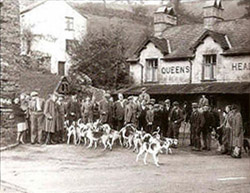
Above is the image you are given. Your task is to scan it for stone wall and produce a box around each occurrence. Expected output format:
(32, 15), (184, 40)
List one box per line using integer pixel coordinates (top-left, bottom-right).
(0, 0), (21, 146)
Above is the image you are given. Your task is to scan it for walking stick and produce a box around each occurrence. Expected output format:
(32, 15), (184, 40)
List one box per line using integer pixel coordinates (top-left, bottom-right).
(182, 121), (187, 146)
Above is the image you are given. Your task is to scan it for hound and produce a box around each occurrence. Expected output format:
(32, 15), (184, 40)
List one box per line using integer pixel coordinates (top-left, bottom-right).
(120, 124), (137, 149)
(65, 121), (77, 145)
(136, 139), (170, 167)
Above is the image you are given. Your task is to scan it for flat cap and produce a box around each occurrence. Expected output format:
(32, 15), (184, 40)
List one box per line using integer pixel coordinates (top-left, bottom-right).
(173, 101), (179, 106)
(192, 103), (198, 108)
(30, 91), (38, 97)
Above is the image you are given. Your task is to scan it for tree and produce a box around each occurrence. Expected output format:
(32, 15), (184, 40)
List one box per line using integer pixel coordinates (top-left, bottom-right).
(69, 25), (132, 91)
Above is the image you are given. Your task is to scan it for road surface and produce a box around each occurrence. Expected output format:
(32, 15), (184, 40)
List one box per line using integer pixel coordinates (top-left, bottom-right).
(1, 144), (250, 193)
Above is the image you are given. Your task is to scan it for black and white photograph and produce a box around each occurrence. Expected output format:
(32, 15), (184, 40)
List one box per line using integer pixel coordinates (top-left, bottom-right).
(0, 0), (250, 192)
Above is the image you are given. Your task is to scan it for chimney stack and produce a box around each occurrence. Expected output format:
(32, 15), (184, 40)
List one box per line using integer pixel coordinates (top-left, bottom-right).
(203, 0), (224, 30)
(154, 6), (177, 38)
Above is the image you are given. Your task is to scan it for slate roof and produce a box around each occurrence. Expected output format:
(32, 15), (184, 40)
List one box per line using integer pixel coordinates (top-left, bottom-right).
(129, 18), (250, 61)
(134, 36), (169, 56)
(118, 82), (250, 95)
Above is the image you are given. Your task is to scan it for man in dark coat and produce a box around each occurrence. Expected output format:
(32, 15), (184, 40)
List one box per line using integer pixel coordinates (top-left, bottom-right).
(114, 93), (125, 131)
(202, 105), (215, 151)
(162, 99), (171, 137)
(138, 101), (147, 131)
(153, 104), (163, 133)
(99, 93), (111, 124)
(56, 95), (66, 143)
(81, 96), (94, 124)
(190, 103), (205, 151)
(168, 101), (184, 140)
(66, 95), (81, 125)
(44, 93), (57, 145)
(124, 96), (138, 126)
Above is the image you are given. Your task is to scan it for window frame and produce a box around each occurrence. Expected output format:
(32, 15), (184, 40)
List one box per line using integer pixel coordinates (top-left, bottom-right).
(65, 16), (74, 31)
(145, 58), (159, 83)
(202, 54), (217, 81)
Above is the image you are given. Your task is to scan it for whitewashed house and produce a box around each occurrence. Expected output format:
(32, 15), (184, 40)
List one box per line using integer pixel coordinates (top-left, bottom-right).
(126, 0), (250, 125)
(20, 0), (87, 75)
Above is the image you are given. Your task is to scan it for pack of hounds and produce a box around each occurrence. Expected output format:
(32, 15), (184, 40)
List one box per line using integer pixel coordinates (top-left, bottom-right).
(64, 119), (178, 167)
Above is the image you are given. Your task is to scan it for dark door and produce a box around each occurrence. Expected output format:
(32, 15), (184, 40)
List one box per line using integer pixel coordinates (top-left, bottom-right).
(58, 61), (65, 76)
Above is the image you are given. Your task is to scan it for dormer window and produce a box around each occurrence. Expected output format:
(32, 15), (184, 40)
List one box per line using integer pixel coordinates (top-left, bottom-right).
(202, 54), (216, 81)
(145, 59), (158, 83)
(65, 17), (74, 31)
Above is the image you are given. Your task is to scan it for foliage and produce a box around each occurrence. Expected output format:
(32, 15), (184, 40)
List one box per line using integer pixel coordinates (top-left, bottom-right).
(69, 25), (133, 91)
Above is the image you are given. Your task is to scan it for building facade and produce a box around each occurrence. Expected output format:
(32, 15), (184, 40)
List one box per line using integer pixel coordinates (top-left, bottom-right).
(20, 0), (88, 75)
(127, 0), (250, 131)
(0, 0), (21, 141)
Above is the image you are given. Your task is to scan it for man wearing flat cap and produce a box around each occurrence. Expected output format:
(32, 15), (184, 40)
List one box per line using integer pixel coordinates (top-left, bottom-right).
(99, 92), (111, 124)
(168, 101), (184, 141)
(190, 102), (205, 150)
(138, 87), (150, 104)
(124, 96), (138, 125)
(28, 91), (45, 144)
(66, 94), (81, 125)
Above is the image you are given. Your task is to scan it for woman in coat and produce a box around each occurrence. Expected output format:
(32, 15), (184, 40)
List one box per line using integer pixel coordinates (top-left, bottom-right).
(12, 97), (27, 144)
(44, 94), (57, 145)
(230, 105), (244, 158)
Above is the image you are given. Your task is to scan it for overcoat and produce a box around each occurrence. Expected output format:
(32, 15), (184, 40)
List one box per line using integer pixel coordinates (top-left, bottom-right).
(56, 102), (65, 131)
(44, 98), (57, 133)
(99, 99), (110, 123)
(124, 103), (138, 124)
(230, 111), (244, 148)
(114, 100), (125, 121)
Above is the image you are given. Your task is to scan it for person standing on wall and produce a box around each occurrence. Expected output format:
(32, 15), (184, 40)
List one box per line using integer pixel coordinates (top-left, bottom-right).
(199, 95), (209, 108)
(138, 87), (150, 104)
(28, 91), (45, 144)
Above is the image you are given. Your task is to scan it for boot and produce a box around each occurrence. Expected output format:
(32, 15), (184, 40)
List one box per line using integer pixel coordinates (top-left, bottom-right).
(45, 132), (51, 145)
(16, 132), (21, 144)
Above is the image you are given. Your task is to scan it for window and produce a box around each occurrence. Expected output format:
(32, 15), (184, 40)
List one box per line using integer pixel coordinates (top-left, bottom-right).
(145, 59), (158, 82)
(58, 61), (65, 76)
(202, 54), (216, 81)
(65, 17), (74, 31)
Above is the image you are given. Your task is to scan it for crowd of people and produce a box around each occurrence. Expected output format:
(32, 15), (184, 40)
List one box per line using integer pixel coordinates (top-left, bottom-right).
(12, 87), (244, 158)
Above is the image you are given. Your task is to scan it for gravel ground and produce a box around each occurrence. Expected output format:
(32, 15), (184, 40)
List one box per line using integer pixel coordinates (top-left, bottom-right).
(1, 144), (250, 193)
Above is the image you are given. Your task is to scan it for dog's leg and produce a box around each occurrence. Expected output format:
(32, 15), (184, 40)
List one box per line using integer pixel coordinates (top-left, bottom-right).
(67, 133), (70, 145)
(143, 152), (148, 165)
(153, 153), (159, 167)
(119, 136), (123, 147)
(136, 148), (144, 162)
(168, 148), (172, 154)
(87, 139), (93, 148)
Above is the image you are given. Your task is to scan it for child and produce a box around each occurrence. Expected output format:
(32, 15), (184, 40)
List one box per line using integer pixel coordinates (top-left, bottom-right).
(12, 97), (27, 144)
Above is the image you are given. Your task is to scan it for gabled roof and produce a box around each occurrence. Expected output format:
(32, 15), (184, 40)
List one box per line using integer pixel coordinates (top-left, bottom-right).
(134, 36), (169, 57)
(129, 18), (250, 61)
(191, 30), (230, 51)
(20, 0), (88, 18)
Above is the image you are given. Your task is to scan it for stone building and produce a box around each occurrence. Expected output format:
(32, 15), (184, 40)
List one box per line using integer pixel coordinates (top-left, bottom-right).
(126, 0), (250, 130)
(0, 0), (21, 143)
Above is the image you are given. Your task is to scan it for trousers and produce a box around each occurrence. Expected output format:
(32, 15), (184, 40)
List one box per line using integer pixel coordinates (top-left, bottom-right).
(30, 113), (44, 143)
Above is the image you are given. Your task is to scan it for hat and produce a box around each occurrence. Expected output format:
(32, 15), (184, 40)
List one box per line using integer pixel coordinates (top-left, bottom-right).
(141, 87), (147, 92)
(154, 104), (160, 108)
(30, 91), (38, 97)
(104, 93), (110, 98)
(150, 98), (156, 104)
(164, 99), (170, 103)
(192, 103), (198, 108)
(173, 101), (179, 106)
(128, 96), (133, 101)
(147, 102), (154, 106)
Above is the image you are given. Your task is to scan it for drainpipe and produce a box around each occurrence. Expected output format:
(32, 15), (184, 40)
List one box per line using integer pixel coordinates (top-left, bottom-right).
(188, 58), (193, 84)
